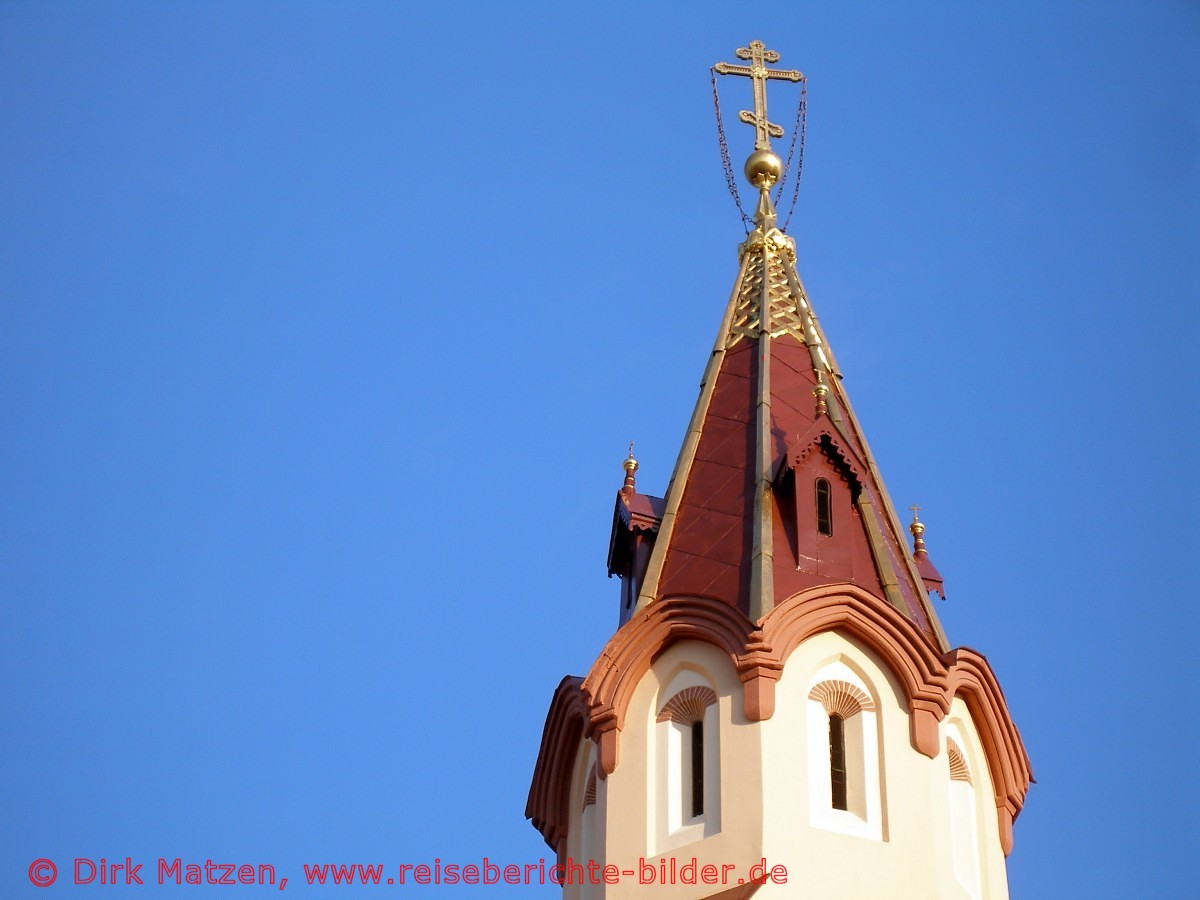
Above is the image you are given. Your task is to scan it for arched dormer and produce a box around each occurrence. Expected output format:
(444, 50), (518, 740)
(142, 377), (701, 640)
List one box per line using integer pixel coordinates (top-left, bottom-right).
(774, 426), (879, 591)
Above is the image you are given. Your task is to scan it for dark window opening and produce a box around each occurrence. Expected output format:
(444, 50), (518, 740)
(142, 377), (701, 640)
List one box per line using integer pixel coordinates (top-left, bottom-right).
(816, 478), (833, 536)
(690, 720), (704, 818)
(829, 713), (848, 810)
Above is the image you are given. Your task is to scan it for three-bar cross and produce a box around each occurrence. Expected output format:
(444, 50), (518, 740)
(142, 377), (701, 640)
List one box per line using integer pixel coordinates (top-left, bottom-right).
(714, 40), (804, 150)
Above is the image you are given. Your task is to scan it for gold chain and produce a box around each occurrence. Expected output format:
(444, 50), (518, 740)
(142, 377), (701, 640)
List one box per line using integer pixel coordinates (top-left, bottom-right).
(710, 67), (752, 231)
(778, 79), (807, 231)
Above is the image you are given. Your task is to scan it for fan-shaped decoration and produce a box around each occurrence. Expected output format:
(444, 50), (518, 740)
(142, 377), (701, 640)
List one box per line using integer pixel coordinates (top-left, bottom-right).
(582, 762), (597, 809)
(947, 738), (972, 784)
(807, 679), (875, 718)
(656, 686), (718, 724)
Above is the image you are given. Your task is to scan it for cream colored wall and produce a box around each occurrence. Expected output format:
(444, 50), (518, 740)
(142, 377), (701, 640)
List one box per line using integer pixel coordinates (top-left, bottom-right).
(598, 640), (766, 900)
(946, 695), (1011, 899)
(758, 630), (1008, 900)
(564, 738), (593, 900)
(571, 630), (1012, 899)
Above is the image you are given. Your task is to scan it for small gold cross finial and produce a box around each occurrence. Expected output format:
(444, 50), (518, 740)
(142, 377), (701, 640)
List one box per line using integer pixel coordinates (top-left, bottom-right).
(909, 504), (922, 522)
(714, 40), (804, 151)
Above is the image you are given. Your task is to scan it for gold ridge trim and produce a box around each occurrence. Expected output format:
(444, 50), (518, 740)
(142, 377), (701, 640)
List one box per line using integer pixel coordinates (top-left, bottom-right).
(727, 228), (806, 347)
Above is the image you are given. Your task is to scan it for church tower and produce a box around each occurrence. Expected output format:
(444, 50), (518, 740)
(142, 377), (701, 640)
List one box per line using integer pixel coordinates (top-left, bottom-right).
(528, 41), (1031, 899)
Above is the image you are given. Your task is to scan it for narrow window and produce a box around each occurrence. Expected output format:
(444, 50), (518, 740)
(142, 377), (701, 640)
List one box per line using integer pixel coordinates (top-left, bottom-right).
(829, 713), (847, 810)
(690, 721), (704, 817)
(815, 478), (833, 536)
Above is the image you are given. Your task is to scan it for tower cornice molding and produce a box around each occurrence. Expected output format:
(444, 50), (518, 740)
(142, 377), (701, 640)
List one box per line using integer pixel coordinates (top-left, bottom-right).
(529, 589), (1032, 855)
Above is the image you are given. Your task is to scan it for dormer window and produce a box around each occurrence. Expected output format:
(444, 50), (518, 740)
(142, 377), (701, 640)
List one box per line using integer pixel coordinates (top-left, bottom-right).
(815, 478), (833, 535)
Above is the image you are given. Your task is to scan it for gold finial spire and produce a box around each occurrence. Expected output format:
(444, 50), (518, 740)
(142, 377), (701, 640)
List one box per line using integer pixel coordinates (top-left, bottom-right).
(908, 505), (928, 558)
(714, 40), (804, 152)
(621, 442), (638, 495)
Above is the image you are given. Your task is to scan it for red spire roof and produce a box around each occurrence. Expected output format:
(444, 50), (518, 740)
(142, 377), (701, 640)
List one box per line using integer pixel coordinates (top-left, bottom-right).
(618, 203), (948, 649)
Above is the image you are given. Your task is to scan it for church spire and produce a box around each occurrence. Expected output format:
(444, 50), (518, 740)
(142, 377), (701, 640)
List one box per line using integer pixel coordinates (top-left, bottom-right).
(629, 40), (948, 647)
(530, 46), (1031, 880)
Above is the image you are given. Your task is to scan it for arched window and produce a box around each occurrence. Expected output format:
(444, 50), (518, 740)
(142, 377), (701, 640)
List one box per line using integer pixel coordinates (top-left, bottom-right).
(573, 747), (599, 884)
(654, 681), (720, 851)
(806, 672), (882, 839)
(815, 478), (833, 536)
(658, 686), (716, 824)
(809, 680), (872, 815)
(946, 734), (982, 897)
(582, 762), (598, 811)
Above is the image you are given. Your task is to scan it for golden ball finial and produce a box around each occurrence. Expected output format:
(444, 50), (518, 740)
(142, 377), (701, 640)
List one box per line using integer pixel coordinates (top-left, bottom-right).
(908, 505), (927, 556)
(744, 149), (783, 189)
(621, 442), (639, 495)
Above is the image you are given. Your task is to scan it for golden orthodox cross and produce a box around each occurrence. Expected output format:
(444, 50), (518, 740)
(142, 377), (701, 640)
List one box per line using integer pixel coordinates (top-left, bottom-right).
(909, 504), (922, 521)
(714, 40), (804, 150)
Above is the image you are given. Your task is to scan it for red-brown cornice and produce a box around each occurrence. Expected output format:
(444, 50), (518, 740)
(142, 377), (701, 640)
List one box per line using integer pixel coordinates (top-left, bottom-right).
(526, 676), (588, 852)
(942, 646), (1035, 854)
(528, 587), (1031, 854)
(763, 584), (950, 720)
(582, 597), (759, 754)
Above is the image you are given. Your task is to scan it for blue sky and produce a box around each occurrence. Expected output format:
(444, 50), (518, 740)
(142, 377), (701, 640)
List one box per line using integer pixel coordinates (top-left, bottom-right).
(2, 2), (1196, 897)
